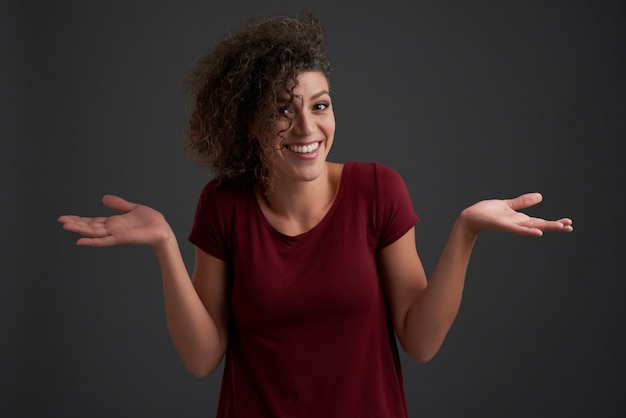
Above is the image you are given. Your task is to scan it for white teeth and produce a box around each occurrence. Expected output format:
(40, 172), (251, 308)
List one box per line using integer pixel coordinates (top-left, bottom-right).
(287, 142), (320, 154)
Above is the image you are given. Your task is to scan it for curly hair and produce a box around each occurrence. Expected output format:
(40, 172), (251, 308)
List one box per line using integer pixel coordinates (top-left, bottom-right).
(183, 11), (332, 191)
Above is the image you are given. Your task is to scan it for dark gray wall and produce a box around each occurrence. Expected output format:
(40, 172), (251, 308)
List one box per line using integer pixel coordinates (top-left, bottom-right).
(2, 0), (624, 417)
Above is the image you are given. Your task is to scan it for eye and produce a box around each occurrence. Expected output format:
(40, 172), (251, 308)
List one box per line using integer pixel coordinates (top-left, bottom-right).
(314, 102), (330, 111)
(278, 107), (294, 117)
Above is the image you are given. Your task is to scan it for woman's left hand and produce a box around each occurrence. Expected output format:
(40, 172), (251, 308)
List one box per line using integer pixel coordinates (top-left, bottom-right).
(459, 192), (573, 237)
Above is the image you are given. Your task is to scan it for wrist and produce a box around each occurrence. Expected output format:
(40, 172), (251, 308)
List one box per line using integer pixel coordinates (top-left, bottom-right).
(455, 209), (480, 242)
(152, 225), (178, 256)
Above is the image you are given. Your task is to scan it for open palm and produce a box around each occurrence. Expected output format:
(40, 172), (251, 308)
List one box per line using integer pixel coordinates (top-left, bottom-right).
(461, 193), (573, 236)
(58, 195), (172, 247)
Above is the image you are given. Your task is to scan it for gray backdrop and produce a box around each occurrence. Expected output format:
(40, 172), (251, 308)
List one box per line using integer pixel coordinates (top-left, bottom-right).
(2, 0), (624, 417)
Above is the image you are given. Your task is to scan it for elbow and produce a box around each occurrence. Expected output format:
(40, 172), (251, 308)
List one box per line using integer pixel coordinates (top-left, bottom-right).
(408, 349), (438, 364)
(186, 360), (221, 378)
(189, 368), (214, 379)
(183, 354), (224, 378)
(171, 336), (227, 378)
(400, 336), (444, 364)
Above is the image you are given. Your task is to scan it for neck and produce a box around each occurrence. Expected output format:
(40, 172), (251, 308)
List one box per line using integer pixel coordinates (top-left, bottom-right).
(263, 163), (333, 218)
(255, 162), (343, 237)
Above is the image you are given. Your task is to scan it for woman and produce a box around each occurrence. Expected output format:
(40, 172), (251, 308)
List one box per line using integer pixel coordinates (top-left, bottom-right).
(58, 11), (573, 417)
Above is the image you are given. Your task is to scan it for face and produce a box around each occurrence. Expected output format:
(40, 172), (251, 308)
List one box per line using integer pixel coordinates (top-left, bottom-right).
(268, 71), (335, 186)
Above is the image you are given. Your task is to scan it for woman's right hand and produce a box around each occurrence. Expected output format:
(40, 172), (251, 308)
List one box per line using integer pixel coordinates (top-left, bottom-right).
(58, 194), (173, 248)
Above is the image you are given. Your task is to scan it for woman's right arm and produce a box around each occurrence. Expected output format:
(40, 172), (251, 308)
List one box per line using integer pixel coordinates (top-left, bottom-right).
(155, 238), (229, 377)
(58, 194), (228, 377)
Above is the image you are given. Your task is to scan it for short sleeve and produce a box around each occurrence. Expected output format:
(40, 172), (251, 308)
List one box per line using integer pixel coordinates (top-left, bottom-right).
(374, 163), (419, 249)
(188, 179), (230, 261)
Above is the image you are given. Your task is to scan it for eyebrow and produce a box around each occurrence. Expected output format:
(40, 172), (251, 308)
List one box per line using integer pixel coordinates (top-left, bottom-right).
(278, 89), (331, 106)
(309, 90), (330, 100)
(290, 90), (331, 101)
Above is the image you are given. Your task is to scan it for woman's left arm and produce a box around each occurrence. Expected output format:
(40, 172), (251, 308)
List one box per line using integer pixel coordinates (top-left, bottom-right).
(378, 193), (573, 363)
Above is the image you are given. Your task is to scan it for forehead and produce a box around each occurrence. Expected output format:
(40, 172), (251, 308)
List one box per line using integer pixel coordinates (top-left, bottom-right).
(286, 71), (329, 97)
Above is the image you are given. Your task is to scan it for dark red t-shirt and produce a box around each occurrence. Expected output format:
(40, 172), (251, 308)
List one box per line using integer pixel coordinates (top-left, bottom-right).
(189, 162), (419, 417)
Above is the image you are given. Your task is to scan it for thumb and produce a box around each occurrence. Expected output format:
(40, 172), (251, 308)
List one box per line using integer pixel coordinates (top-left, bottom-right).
(102, 194), (136, 213)
(508, 192), (543, 211)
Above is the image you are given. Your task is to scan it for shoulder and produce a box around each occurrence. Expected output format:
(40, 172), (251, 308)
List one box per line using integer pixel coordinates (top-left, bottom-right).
(339, 162), (410, 211)
(340, 162), (417, 247)
(343, 161), (405, 188)
(198, 178), (251, 203)
(190, 178), (254, 240)
(194, 178), (253, 220)
(343, 161), (413, 211)
(190, 178), (252, 259)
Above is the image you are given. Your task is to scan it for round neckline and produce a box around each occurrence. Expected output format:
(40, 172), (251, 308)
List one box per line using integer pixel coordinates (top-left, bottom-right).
(252, 163), (350, 240)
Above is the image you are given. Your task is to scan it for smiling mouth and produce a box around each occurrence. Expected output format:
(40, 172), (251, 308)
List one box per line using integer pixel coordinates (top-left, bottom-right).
(285, 142), (320, 154)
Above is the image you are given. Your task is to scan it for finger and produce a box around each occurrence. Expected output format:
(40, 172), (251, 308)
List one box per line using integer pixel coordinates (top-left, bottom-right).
(61, 217), (110, 237)
(524, 218), (574, 233)
(508, 224), (544, 237)
(102, 194), (136, 213)
(58, 215), (81, 224)
(58, 215), (108, 225)
(557, 218), (573, 227)
(507, 192), (543, 211)
(58, 216), (92, 232)
(549, 218), (574, 232)
(76, 235), (119, 247)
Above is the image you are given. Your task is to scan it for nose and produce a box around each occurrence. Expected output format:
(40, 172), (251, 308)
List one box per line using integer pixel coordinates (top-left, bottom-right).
(292, 110), (316, 135)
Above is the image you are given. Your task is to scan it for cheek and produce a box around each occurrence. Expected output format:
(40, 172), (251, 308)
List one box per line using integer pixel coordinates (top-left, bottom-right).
(272, 121), (291, 145)
(323, 112), (336, 135)
(272, 116), (291, 132)
(324, 121), (336, 139)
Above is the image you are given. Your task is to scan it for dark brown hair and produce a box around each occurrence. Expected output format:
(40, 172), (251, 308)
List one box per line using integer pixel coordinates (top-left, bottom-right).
(184, 11), (331, 191)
